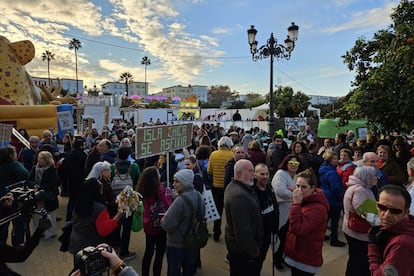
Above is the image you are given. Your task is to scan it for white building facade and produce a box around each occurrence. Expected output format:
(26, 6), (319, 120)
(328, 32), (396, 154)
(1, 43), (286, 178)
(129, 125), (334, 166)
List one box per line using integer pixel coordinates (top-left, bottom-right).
(32, 77), (84, 94)
(101, 81), (147, 96)
(159, 85), (207, 101)
(308, 95), (337, 105)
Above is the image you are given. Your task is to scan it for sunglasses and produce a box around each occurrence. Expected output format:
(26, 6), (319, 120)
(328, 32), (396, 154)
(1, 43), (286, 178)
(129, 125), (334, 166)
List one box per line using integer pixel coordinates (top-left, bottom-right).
(288, 161), (300, 166)
(377, 202), (404, 215)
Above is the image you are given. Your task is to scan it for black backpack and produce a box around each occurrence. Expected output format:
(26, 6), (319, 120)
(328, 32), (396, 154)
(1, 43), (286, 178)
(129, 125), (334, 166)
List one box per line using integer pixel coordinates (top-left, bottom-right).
(181, 193), (208, 251)
(149, 199), (168, 231)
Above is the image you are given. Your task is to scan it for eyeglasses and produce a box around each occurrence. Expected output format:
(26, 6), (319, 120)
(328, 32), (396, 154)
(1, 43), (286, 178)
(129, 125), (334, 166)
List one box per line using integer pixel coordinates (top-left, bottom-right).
(376, 202), (404, 215)
(288, 161), (300, 166)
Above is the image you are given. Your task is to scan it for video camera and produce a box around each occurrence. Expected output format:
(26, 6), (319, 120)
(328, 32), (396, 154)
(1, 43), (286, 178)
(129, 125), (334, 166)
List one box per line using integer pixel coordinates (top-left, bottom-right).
(5, 181), (45, 217)
(74, 245), (112, 276)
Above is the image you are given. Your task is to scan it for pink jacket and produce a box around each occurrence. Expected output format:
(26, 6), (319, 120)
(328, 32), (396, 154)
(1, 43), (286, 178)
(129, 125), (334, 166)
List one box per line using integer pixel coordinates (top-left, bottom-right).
(142, 185), (172, 235)
(342, 175), (376, 241)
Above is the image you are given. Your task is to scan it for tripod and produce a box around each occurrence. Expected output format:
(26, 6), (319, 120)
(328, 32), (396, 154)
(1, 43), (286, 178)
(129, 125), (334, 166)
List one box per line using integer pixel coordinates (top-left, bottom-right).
(0, 208), (48, 245)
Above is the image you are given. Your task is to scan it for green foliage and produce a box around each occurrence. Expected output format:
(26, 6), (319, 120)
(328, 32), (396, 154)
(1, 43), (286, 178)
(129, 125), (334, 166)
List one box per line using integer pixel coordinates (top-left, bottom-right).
(273, 86), (311, 117)
(246, 97), (266, 108)
(199, 101), (220, 108)
(146, 100), (169, 109)
(342, 0), (414, 134)
(121, 97), (134, 108)
(315, 96), (348, 119)
(227, 101), (246, 109)
(245, 93), (266, 108)
(208, 85), (234, 105)
(120, 72), (133, 97)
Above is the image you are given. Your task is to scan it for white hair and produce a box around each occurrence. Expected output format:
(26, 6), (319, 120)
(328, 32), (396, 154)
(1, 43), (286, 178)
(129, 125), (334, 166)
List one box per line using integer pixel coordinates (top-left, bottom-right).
(218, 136), (233, 148)
(86, 161), (111, 180)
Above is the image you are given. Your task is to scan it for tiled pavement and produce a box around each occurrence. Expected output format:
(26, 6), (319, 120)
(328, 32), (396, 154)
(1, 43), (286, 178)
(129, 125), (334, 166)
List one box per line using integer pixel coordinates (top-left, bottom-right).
(8, 196), (347, 275)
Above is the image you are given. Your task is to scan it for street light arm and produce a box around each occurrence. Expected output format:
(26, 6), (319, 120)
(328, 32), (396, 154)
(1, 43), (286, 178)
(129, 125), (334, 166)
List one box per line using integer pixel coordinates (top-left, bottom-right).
(247, 23), (299, 137)
(251, 33), (295, 62)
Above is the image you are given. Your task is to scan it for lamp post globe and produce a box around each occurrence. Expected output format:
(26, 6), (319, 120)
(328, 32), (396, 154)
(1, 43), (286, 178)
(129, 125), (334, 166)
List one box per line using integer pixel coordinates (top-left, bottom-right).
(247, 22), (299, 137)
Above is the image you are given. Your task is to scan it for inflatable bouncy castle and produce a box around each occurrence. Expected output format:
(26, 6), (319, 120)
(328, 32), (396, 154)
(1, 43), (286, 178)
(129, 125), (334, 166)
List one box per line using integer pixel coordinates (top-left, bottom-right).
(0, 36), (75, 138)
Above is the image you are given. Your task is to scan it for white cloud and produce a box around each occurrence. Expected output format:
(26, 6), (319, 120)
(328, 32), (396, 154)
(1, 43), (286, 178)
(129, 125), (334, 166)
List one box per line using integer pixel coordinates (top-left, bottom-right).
(317, 66), (349, 78)
(0, 0), (224, 90)
(333, 0), (359, 7)
(323, 2), (396, 33)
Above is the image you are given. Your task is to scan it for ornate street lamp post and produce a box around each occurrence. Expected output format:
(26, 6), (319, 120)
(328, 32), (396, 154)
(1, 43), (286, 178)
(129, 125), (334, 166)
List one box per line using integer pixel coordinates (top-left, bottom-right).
(247, 22), (299, 136)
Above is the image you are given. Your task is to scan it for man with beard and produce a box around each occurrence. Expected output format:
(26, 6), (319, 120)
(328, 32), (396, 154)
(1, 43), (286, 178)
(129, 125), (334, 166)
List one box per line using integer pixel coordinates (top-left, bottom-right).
(254, 163), (279, 273)
(224, 159), (263, 276)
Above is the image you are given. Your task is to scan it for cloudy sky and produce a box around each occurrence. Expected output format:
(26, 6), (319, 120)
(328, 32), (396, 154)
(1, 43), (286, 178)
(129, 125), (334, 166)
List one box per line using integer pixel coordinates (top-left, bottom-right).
(0, 0), (399, 97)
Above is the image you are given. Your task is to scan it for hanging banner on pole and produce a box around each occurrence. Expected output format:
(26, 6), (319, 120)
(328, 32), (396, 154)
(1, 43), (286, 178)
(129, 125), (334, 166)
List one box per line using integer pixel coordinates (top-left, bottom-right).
(135, 123), (193, 158)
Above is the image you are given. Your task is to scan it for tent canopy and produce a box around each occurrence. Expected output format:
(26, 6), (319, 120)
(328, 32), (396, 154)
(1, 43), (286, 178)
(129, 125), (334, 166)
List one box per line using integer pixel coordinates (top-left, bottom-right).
(252, 103), (269, 110)
(251, 103), (321, 119)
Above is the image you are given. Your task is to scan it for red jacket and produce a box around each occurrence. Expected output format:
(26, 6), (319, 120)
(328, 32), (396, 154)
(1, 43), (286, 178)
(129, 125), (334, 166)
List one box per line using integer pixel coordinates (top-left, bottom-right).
(284, 188), (329, 267)
(247, 149), (266, 167)
(368, 216), (414, 276)
(337, 161), (355, 190)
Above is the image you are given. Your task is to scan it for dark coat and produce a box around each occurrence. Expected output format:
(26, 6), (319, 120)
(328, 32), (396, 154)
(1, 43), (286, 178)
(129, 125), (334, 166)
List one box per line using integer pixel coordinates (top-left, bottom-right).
(0, 161), (29, 195)
(60, 148), (87, 195)
(28, 165), (59, 212)
(224, 179), (263, 259)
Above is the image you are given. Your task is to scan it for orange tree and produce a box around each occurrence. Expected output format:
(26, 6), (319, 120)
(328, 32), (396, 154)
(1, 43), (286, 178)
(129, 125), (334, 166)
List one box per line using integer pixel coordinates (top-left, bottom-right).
(341, 0), (414, 134)
(273, 86), (310, 118)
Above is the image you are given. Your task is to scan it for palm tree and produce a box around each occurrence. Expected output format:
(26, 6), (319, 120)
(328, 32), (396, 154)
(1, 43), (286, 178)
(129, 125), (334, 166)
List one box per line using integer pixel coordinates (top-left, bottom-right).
(120, 72), (133, 97)
(68, 38), (82, 93)
(41, 50), (55, 86)
(141, 56), (151, 97)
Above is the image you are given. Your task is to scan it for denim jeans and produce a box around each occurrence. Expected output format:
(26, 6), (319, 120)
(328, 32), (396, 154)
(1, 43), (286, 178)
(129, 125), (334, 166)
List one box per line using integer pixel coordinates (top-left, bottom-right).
(329, 205), (342, 241)
(166, 247), (196, 276)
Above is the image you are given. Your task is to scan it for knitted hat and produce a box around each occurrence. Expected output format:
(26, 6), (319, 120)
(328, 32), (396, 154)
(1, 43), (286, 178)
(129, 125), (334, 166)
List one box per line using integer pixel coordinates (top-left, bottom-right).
(174, 169), (194, 188)
(127, 129), (135, 136)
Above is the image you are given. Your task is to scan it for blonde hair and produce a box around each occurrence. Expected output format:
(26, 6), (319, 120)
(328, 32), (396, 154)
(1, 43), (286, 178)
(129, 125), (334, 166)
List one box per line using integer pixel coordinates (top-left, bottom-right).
(38, 151), (55, 167)
(323, 149), (338, 163)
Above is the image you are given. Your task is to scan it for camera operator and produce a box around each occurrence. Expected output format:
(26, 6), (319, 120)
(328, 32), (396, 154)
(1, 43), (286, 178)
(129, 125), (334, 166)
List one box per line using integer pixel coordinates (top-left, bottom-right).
(0, 145), (29, 246)
(27, 151), (59, 239)
(70, 243), (138, 276)
(0, 194), (51, 276)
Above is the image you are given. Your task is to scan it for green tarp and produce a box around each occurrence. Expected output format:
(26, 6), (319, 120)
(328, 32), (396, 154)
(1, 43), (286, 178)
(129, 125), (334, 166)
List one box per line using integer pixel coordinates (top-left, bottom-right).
(317, 119), (367, 138)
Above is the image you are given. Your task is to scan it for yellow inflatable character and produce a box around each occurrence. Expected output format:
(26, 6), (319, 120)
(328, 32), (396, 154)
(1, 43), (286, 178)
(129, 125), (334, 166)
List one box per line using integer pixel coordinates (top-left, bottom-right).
(0, 36), (40, 105)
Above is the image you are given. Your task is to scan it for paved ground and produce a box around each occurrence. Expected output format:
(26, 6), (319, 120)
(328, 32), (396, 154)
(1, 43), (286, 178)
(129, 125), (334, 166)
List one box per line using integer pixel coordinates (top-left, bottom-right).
(8, 196), (348, 275)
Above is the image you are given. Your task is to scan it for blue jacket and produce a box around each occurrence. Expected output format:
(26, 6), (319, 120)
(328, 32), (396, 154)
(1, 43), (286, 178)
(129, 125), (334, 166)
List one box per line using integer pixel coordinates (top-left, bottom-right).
(319, 162), (344, 207)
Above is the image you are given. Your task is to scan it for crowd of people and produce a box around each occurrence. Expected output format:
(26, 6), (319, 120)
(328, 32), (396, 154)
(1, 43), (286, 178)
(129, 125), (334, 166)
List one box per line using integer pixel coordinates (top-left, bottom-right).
(1, 121), (414, 275)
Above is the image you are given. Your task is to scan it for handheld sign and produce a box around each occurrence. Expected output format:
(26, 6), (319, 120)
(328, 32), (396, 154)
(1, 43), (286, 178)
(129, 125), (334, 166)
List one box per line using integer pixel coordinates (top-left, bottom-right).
(135, 124), (193, 158)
